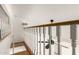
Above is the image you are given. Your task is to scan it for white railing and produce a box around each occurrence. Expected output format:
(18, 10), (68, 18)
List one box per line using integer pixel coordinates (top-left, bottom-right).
(24, 20), (79, 55)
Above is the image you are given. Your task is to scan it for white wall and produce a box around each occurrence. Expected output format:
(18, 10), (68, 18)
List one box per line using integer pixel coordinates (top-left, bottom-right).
(3, 4), (25, 43)
(23, 4), (79, 27)
(0, 5), (24, 55)
(24, 30), (34, 51)
(12, 17), (24, 43)
(0, 34), (12, 55)
(0, 5), (12, 55)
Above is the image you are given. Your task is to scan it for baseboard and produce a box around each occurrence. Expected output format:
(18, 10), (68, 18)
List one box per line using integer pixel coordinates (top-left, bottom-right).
(23, 42), (33, 55)
(10, 41), (24, 48)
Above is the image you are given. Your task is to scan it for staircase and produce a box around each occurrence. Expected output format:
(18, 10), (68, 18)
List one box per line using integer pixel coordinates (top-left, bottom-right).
(10, 42), (30, 55)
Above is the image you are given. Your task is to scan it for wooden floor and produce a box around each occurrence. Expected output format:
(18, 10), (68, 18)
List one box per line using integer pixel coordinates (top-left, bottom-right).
(11, 42), (31, 55)
(14, 51), (30, 55)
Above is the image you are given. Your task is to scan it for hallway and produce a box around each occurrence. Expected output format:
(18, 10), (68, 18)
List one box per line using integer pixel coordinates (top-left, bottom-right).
(0, 4), (79, 55)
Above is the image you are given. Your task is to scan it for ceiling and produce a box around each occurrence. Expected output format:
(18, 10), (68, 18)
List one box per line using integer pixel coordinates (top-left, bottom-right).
(5, 4), (79, 26)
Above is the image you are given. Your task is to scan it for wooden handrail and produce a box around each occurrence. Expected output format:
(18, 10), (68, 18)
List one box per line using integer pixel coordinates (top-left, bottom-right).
(26, 20), (79, 28)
